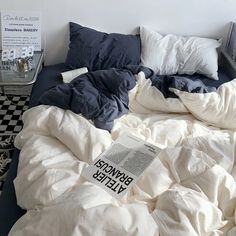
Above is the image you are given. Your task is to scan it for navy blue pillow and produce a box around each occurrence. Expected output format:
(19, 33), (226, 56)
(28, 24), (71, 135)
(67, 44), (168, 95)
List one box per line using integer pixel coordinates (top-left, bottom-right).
(65, 22), (141, 71)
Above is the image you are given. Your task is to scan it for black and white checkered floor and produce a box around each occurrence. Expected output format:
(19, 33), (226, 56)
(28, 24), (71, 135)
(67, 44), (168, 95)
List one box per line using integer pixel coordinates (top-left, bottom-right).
(0, 95), (29, 194)
(0, 95), (29, 135)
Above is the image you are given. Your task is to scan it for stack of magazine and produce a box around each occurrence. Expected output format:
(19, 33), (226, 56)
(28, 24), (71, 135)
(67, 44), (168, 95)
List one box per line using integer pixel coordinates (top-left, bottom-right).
(226, 22), (236, 61)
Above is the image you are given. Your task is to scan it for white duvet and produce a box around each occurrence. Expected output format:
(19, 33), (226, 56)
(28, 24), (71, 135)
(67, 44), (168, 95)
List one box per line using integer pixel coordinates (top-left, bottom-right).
(9, 77), (236, 236)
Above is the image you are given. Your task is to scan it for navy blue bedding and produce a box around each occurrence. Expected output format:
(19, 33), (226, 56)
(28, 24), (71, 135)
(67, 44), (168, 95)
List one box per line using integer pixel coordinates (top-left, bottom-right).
(148, 69), (231, 98)
(149, 74), (216, 98)
(0, 64), (232, 236)
(39, 68), (136, 130)
(65, 22), (141, 71)
(39, 66), (231, 131)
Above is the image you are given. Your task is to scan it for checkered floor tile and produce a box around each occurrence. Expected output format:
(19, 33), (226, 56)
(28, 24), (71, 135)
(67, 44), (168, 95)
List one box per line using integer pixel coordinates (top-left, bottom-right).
(0, 95), (29, 135)
(0, 95), (29, 194)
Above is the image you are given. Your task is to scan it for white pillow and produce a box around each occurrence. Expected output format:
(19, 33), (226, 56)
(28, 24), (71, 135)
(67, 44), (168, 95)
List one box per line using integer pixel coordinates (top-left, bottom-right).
(140, 26), (221, 80)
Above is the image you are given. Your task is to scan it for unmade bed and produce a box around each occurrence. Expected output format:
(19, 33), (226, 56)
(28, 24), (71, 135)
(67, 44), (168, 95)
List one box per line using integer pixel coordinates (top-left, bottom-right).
(1, 22), (236, 236)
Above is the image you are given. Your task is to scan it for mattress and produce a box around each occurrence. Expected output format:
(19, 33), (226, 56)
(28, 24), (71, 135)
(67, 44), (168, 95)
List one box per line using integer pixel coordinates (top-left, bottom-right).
(0, 64), (233, 235)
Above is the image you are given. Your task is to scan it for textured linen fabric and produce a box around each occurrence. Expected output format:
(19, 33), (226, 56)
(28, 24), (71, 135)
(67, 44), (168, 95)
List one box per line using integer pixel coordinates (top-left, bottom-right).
(172, 78), (236, 129)
(8, 105), (236, 236)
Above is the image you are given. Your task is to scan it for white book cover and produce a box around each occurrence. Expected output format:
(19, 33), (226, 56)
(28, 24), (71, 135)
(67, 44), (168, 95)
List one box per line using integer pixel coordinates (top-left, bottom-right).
(82, 134), (161, 199)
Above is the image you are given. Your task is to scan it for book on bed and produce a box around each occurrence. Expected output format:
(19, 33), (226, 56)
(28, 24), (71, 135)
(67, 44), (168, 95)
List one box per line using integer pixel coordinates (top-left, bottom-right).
(82, 134), (161, 199)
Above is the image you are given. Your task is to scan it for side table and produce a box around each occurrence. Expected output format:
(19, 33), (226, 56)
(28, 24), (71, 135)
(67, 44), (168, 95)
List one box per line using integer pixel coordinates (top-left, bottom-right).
(0, 51), (44, 95)
(0, 50), (44, 135)
(0, 51), (43, 196)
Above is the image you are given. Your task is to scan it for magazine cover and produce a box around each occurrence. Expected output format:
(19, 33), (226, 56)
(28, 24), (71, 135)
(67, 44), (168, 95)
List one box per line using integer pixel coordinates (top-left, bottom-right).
(82, 134), (161, 199)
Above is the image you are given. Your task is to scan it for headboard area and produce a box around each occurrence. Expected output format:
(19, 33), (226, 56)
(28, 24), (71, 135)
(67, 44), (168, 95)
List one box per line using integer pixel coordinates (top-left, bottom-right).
(1, 0), (236, 65)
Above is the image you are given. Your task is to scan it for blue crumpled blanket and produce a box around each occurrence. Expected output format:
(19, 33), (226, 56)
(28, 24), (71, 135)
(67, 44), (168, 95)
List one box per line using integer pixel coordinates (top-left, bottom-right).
(39, 67), (138, 131)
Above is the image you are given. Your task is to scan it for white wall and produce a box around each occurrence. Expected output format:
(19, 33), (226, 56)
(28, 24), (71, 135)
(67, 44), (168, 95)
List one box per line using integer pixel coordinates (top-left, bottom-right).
(1, 0), (236, 65)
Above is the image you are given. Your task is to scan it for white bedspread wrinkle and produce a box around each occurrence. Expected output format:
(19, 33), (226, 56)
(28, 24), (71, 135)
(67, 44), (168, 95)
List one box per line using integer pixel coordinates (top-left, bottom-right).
(10, 104), (236, 236)
(172, 78), (236, 129)
(129, 72), (188, 114)
(130, 73), (236, 130)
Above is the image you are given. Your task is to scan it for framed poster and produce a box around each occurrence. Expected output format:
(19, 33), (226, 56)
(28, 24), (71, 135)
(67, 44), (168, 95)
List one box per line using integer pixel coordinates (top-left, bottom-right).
(226, 22), (236, 61)
(1, 11), (41, 51)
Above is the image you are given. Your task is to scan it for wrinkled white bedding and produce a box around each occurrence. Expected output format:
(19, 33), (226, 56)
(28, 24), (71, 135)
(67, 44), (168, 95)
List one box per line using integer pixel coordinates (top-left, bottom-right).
(9, 78), (236, 236)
